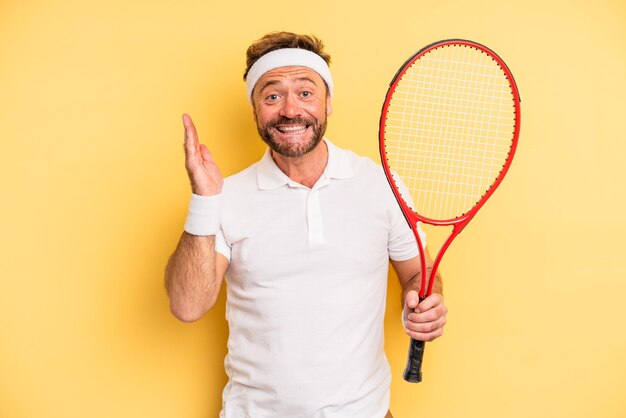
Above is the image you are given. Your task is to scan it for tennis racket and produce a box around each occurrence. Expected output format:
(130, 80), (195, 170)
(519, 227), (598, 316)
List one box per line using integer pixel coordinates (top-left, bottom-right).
(379, 39), (521, 383)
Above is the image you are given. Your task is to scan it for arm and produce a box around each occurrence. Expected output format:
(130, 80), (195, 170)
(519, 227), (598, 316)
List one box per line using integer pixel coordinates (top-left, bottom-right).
(165, 234), (229, 322)
(164, 114), (229, 322)
(391, 251), (447, 342)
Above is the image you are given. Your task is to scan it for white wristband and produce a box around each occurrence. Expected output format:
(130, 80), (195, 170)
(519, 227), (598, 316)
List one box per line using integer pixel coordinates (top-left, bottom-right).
(184, 193), (223, 236)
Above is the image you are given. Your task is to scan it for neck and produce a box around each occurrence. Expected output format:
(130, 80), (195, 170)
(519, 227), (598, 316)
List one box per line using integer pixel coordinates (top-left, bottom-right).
(271, 140), (328, 188)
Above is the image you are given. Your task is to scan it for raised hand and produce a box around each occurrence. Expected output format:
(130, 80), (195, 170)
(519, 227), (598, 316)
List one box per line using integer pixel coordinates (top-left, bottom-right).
(182, 113), (223, 196)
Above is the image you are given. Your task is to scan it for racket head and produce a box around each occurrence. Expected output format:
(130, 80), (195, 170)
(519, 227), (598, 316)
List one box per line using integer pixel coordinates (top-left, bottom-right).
(379, 39), (521, 227)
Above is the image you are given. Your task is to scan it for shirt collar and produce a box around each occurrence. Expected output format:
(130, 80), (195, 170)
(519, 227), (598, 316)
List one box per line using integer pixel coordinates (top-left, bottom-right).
(256, 138), (355, 190)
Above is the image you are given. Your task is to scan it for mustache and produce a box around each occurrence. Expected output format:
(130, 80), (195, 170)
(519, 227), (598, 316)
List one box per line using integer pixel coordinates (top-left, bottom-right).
(266, 116), (314, 128)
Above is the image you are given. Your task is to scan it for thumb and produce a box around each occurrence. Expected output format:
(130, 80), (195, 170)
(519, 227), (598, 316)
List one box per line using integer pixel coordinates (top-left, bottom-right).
(405, 290), (420, 311)
(199, 144), (212, 161)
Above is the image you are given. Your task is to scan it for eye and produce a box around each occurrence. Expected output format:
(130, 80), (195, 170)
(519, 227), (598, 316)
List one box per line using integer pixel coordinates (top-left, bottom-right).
(267, 94), (279, 101)
(301, 91), (312, 98)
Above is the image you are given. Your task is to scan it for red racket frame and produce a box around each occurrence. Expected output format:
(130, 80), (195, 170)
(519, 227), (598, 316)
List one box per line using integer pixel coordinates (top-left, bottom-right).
(379, 39), (521, 300)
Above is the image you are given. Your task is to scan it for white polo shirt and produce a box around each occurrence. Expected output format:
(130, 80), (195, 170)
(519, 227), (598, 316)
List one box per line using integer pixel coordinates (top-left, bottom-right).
(216, 139), (425, 418)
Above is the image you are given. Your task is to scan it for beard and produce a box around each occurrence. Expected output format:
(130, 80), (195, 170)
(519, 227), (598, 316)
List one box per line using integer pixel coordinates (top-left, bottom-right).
(256, 114), (327, 158)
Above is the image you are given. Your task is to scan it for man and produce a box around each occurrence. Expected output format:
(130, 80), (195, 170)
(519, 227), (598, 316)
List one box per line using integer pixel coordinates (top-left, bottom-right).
(165, 32), (447, 418)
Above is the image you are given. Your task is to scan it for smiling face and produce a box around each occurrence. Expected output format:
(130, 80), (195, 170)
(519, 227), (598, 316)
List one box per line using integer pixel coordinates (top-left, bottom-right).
(251, 66), (332, 158)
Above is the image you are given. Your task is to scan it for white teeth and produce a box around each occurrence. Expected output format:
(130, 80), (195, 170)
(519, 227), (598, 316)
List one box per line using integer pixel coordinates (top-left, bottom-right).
(278, 125), (306, 134)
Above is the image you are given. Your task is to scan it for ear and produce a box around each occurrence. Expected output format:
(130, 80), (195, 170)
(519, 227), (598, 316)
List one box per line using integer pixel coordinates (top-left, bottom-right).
(326, 96), (333, 116)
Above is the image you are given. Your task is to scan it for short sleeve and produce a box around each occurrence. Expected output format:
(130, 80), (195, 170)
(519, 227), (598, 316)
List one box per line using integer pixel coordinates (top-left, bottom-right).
(387, 174), (427, 261)
(215, 227), (232, 261)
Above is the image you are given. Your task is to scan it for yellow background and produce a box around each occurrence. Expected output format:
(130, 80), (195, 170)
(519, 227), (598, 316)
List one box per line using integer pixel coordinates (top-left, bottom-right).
(1, 0), (625, 417)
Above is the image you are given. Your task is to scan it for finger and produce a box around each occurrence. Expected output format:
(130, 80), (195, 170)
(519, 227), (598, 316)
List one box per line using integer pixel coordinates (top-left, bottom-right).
(405, 326), (444, 342)
(415, 293), (443, 312)
(405, 313), (445, 334)
(409, 302), (448, 324)
(404, 290), (420, 310)
(182, 113), (199, 156)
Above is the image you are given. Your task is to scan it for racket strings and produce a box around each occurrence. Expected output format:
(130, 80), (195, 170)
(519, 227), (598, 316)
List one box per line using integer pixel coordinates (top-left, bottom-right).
(384, 44), (516, 220)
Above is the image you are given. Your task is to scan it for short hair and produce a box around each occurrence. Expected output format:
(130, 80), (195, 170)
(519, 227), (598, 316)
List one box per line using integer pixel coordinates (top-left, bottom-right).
(243, 31), (331, 81)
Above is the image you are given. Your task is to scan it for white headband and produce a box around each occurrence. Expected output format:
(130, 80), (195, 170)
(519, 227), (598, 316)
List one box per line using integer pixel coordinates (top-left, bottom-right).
(245, 48), (333, 104)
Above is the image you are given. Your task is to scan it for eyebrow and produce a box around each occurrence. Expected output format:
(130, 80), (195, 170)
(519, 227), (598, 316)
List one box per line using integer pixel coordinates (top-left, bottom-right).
(257, 76), (321, 93)
(294, 76), (320, 85)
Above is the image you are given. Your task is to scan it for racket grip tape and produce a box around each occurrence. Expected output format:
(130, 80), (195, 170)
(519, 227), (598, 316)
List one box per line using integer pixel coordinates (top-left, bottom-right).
(403, 295), (427, 383)
(403, 337), (425, 383)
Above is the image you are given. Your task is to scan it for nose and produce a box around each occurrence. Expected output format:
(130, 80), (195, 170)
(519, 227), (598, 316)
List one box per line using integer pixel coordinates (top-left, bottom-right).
(279, 94), (302, 119)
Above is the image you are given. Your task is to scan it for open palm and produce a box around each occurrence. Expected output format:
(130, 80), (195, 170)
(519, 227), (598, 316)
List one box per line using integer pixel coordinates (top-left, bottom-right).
(182, 114), (223, 196)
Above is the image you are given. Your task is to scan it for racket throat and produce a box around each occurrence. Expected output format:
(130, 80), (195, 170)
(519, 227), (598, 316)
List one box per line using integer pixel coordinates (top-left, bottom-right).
(422, 225), (463, 297)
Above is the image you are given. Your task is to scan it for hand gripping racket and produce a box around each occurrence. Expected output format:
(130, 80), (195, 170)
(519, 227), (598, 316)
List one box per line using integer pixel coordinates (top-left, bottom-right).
(379, 39), (521, 383)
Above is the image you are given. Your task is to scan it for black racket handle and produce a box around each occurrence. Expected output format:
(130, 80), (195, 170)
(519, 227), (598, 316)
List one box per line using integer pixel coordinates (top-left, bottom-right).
(403, 337), (425, 383)
(403, 295), (427, 382)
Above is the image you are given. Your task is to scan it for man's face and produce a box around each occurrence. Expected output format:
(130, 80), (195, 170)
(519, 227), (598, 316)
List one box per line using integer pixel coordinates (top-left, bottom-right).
(251, 66), (332, 158)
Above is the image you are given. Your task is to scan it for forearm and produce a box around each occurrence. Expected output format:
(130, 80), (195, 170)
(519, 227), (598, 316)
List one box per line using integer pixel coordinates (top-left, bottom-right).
(394, 255), (447, 341)
(165, 232), (222, 322)
(401, 267), (443, 304)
